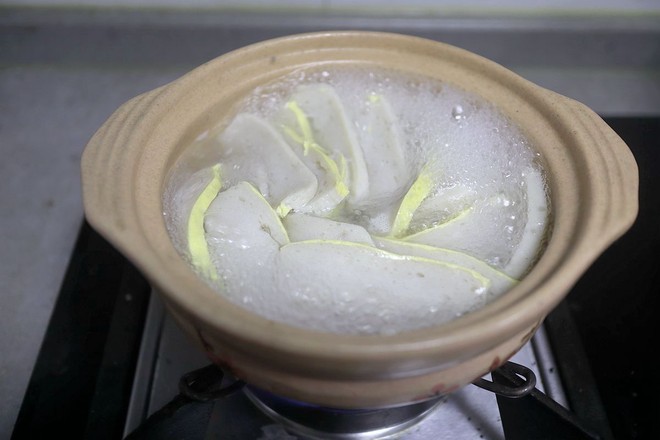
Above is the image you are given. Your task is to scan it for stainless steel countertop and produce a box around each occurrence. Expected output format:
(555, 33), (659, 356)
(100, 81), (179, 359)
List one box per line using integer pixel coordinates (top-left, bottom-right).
(1, 7), (659, 437)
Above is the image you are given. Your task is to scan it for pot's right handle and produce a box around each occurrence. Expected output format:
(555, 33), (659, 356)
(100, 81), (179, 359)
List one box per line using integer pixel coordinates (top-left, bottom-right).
(555, 94), (639, 249)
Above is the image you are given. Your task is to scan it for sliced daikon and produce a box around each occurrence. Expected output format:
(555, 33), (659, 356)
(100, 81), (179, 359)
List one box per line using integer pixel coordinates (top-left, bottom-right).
(357, 93), (410, 204)
(217, 113), (317, 216)
(278, 100), (350, 214)
(407, 183), (478, 235)
(275, 240), (490, 334)
(403, 189), (526, 272)
(504, 167), (548, 278)
(283, 212), (374, 245)
(374, 237), (517, 298)
(204, 182), (288, 299)
(279, 84), (370, 204)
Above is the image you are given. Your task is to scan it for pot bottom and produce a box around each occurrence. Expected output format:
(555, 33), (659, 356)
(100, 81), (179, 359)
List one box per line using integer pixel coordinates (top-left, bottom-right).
(244, 386), (447, 439)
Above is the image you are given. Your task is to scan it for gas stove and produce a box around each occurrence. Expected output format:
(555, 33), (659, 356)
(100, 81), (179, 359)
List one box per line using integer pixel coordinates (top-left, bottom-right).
(9, 221), (602, 440)
(12, 117), (660, 440)
(120, 293), (569, 440)
(3, 8), (659, 440)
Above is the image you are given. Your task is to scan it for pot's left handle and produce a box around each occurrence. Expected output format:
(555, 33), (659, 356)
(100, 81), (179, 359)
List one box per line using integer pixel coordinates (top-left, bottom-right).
(80, 87), (165, 260)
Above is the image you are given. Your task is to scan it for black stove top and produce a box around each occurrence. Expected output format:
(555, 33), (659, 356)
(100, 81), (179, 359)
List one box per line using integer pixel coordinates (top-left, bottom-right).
(11, 117), (660, 440)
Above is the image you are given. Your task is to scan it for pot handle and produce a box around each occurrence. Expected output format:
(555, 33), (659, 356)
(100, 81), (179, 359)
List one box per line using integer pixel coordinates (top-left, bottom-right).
(80, 87), (166, 266)
(555, 93), (639, 250)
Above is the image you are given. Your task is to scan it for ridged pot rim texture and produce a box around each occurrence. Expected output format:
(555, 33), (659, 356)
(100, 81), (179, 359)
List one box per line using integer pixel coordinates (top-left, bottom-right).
(81, 31), (638, 387)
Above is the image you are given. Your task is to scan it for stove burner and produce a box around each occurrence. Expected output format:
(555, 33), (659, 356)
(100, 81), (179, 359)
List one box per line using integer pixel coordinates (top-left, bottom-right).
(244, 387), (446, 440)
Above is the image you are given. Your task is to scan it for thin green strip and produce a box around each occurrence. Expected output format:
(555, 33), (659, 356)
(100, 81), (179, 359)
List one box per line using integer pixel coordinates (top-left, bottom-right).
(187, 163), (222, 280)
(391, 168), (433, 237)
(283, 100), (350, 198)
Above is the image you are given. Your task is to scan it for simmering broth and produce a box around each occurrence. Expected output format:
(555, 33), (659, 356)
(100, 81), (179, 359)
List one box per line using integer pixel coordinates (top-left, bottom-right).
(163, 66), (549, 335)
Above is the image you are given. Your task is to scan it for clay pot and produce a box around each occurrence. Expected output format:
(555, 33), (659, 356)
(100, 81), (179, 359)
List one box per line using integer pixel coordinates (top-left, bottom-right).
(80, 31), (638, 409)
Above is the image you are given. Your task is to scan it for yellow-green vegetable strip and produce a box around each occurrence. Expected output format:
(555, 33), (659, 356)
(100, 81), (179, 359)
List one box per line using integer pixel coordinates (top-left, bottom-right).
(283, 101), (350, 198)
(391, 169), (433, 237)
(187, 164), (222, 280)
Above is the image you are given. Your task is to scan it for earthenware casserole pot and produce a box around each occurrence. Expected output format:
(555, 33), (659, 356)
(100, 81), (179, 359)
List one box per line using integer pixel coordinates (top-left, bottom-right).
(80, 31), (638, 409)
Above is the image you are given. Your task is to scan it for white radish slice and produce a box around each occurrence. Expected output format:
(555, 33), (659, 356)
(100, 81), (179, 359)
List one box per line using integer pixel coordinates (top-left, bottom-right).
(278, 100), (350, 215)
(275, 240), (491, 334)
(357, 93), (410, 205)
(280, 84), (370, 204)
(283, 213), (375, 245)
(217, 113), (317, 216)
(374, 236), (517, 298)
(408, 183), (478, 235)
(204, 182), (288, 300)
(504, 167), (549, 278)
(402, 190), (526, 272)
